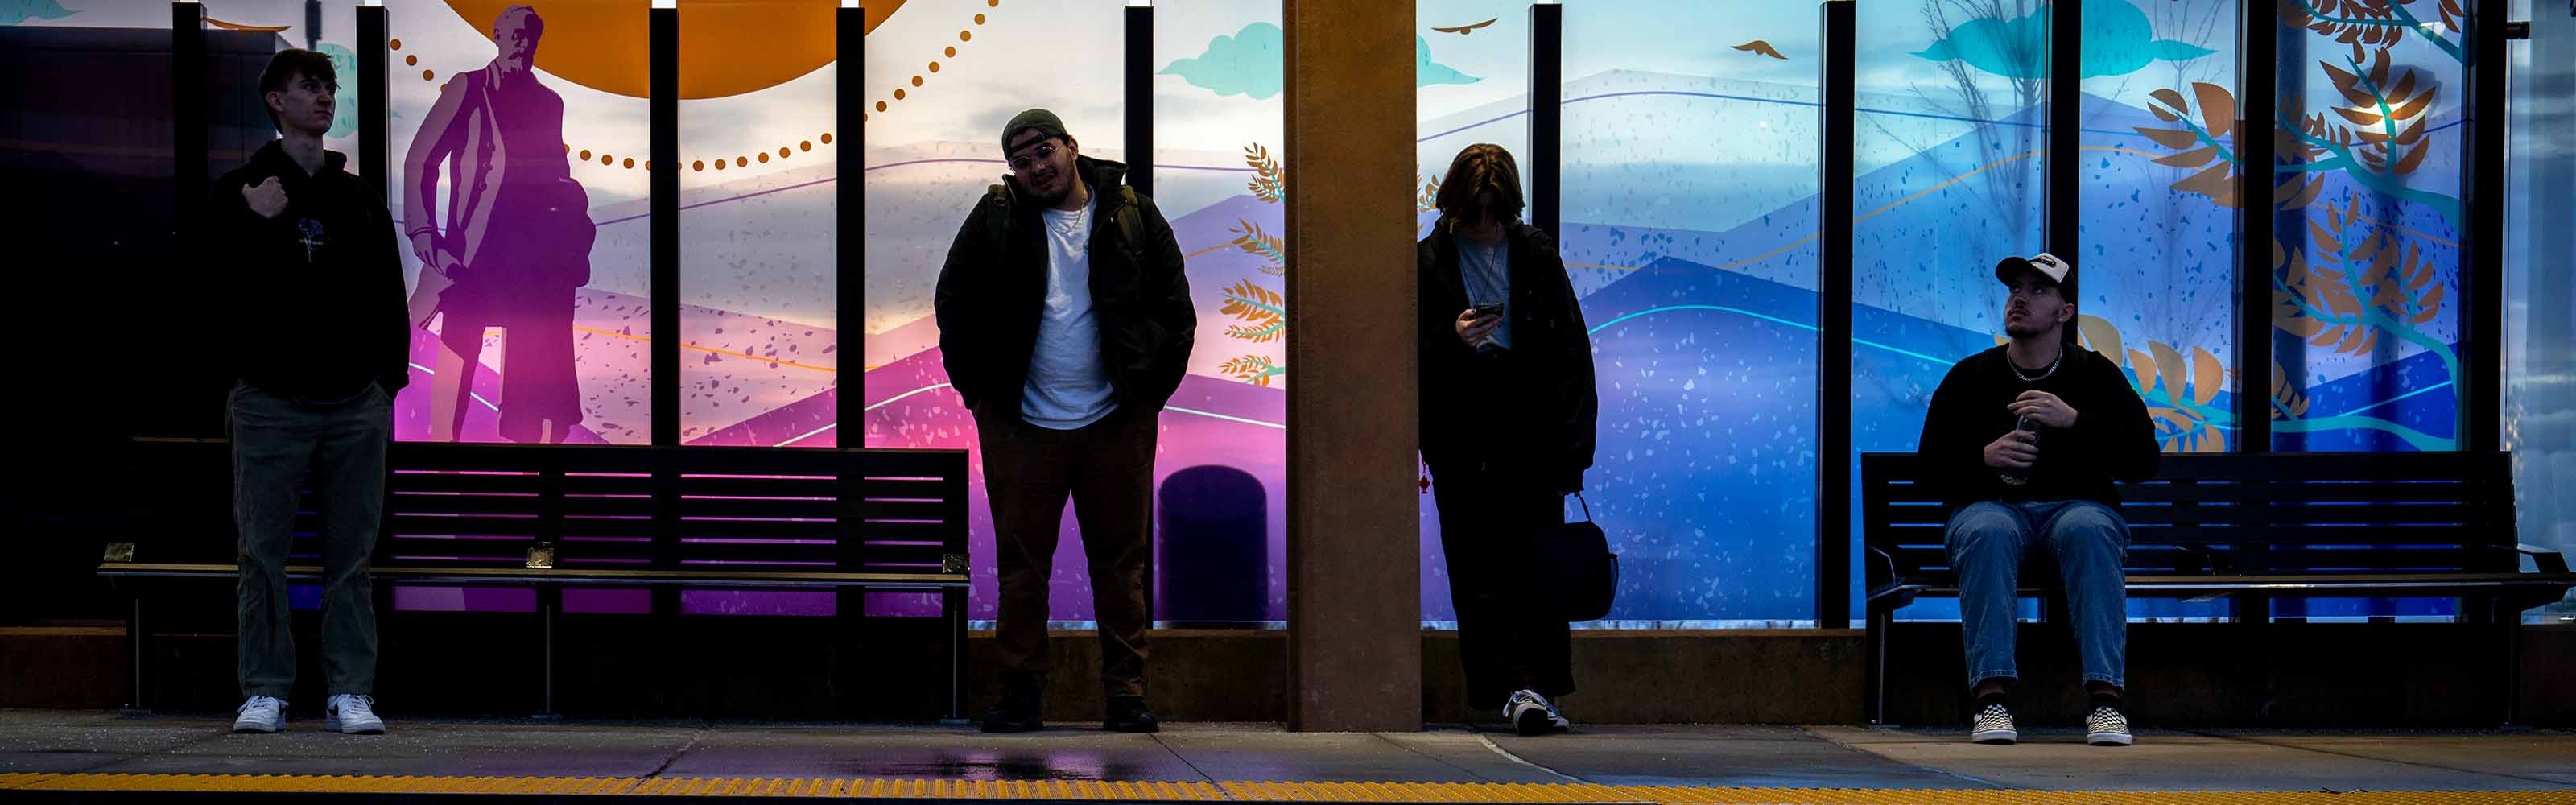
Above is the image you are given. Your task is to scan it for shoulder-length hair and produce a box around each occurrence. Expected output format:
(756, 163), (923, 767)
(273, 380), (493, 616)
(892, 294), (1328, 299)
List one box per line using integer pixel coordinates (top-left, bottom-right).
(1434, 143), (1525, 230)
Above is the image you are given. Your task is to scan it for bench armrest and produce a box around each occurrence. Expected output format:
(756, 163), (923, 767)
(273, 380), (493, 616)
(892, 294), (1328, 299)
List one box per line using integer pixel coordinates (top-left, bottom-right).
(2518, 543), (2572, 575)
(1864, 544), (1900, 589)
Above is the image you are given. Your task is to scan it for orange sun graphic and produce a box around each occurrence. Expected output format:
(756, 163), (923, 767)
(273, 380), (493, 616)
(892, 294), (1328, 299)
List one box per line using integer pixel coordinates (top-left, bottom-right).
(440, 0), (908, 100)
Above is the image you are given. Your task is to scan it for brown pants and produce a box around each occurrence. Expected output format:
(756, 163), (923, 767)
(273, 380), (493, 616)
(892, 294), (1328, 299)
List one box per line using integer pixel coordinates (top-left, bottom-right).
(976, 404), (1157, 699)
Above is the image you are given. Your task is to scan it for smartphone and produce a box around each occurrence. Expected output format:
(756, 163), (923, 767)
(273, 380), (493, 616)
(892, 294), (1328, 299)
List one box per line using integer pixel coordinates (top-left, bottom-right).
(1471, 303), (1506, 320)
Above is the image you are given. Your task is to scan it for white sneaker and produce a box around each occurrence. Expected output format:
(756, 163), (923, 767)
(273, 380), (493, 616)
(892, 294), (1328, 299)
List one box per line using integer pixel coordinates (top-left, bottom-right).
(232, 696), (285, 733)
(1970, 701), (2017, 745)
(2086, 704), (2132, 746)
(1503, 690), (1555, 737)
(1540, 695), (1572, 732)
(324, 694), (386, 735)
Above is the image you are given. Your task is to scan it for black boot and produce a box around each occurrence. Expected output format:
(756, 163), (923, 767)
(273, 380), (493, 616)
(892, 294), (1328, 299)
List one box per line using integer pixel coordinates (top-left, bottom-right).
(1104, 696), (1159, 733)
(980, 672), (1045, 733)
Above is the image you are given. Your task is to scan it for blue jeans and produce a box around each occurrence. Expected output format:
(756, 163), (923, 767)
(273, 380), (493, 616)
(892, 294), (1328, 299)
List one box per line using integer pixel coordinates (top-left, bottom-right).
(1945, 500), (2130, 691)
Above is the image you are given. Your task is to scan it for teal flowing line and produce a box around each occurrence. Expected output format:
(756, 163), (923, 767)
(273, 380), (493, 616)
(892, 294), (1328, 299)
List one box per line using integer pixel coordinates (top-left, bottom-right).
(1587, 304), (1957, 366)
(2336, 379), (2452, 417)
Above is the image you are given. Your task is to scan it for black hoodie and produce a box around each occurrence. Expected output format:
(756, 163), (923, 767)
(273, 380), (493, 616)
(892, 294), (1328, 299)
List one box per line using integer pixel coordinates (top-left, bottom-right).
(203, 141), (411, 402)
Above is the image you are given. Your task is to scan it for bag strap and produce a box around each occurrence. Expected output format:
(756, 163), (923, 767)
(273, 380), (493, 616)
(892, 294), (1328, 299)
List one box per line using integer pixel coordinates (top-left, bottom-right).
(1570, 492), (1592, 522)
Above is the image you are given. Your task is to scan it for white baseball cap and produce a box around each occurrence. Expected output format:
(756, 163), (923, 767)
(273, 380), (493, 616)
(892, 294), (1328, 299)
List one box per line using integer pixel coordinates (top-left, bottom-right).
(1995, 252), (2074, 289)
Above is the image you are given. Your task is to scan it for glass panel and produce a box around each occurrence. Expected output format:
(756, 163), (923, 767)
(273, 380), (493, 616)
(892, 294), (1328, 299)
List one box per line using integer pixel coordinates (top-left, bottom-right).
(1416, 0), (1531, 228)
(2268, 0), (2466, 454)
(861, 0), (1127, 622)
(1853, 0), (2053, 621)
(388, 0), (651, 445)
(2264, 0), (2471, 620)
(2077, 0), (2240, 621)
(1413, 0), (1534, 628)
(679, 0), (840, 448)
(1534, 0), (1822, 625)
(1151, 0), (1287, 625)
(2504, 0), (2576, 622)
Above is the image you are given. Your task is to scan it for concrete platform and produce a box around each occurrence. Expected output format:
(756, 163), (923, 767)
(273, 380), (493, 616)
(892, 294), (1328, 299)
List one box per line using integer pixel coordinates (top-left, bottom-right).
(2, 709), (2573, 800)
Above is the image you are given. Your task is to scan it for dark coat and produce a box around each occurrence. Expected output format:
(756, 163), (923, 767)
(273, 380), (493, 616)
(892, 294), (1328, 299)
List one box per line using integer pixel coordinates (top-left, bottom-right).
(1417, 221), (1599, 492)
(934, 156), (1196, 415)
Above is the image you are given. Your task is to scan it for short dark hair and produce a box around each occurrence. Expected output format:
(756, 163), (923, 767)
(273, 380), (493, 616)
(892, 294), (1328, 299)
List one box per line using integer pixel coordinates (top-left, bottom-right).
(258, 48), (336, 132)
(1435, 143), (1526, 229)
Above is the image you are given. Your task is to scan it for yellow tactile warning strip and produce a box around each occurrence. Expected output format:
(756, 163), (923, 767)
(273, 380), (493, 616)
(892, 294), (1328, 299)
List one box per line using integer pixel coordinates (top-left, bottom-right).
(1, 774), (2572, 803)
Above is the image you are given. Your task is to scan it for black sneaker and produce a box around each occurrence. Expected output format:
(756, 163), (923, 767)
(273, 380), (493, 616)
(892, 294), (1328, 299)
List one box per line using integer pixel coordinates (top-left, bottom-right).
(2086, 704), (2132, 746)
(980, 687), (1042, 733)
(1104, 696), (1159, 733)
(1970, 701), (2017, 745)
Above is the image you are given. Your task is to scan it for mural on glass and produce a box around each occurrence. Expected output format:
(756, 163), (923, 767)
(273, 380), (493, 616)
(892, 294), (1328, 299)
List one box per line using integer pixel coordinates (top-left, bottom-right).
(386, 0), (651, 446)
(1849, 0), (2053, 622)
(1147, 0), (1288, 625)
(679, 0), (841, 448)
(865, 0), (1301, 625)
(1443, 0), (1824, 625)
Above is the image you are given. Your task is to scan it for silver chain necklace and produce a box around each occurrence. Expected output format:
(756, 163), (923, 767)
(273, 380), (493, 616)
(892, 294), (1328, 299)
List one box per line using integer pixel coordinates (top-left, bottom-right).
(2009, 347), (2063, 382)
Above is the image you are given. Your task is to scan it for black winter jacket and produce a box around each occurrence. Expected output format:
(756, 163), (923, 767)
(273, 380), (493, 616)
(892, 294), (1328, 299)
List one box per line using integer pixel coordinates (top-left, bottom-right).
(934, 156), (1195, 415)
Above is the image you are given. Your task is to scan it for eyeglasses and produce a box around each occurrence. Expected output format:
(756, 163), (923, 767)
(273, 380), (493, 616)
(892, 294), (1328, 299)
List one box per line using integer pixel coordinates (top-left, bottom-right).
(1006, 142), (1059, 172)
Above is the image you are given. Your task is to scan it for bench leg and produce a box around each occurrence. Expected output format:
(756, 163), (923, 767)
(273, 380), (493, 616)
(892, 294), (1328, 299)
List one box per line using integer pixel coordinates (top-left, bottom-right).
(126, 596), (147, 712)
(537, 586), (561, 720)
(945, 587), (967, 724)
(2497, 596), (2520, 725)
(1864, 608), (1889, 725)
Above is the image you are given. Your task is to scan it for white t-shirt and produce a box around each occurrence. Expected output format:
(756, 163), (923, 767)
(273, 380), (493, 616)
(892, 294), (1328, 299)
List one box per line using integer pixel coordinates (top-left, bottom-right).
(1020, 190), (1119, 430)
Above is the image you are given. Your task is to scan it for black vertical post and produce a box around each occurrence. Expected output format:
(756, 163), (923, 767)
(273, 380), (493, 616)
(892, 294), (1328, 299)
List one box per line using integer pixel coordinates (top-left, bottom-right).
(1125, 4), (1153, 197)
(648, 4), (683, 660)
(834, 0), (868, 658)
(837, 5), (863, 444)
(2046, 0), (2079, 259)
(1528, 2), (1562, 238)
(173, 1), (204, 247)
(2231, 0), (2283, 628)
(2235, 0), (2275, 452)
(2462, 0), (2506, 452)
(651, 6), (679, 448)
(357, 5), (388, 192)
(303, 0), (320, 48)
(1817, 0), (1855, 630)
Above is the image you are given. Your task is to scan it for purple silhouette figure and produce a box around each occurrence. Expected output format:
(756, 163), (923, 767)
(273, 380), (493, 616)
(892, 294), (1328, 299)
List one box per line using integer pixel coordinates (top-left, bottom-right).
(403, 4), (594, 444)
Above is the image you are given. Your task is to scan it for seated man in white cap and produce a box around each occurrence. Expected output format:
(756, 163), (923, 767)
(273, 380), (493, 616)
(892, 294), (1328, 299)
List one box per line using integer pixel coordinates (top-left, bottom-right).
(1914, 253), (2159, 747)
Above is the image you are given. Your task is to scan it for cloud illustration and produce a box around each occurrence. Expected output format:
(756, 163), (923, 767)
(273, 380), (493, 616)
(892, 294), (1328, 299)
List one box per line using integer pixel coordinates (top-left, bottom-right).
(1913, 0), (2212, 80)
(1159, 22), (1286, 100)
(1415, 35), (1480, 88)
(1160, 25), (1478, 94)
(316, 42), (362, 138)
(2, 0), (76, 24)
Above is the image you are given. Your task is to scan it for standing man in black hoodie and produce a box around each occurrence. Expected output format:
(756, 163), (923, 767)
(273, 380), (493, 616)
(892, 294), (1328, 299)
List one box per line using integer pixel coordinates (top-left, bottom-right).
(1915, 253), (2157, 748)
(209, 48), (409, 736)
(935, 109), (1195, 733)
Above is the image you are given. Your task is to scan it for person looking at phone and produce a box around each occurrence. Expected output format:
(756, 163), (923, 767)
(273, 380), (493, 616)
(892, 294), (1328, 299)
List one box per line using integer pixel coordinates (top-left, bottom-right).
(1415, 143), (1598, 736)
(1914, 253), (2158, 747)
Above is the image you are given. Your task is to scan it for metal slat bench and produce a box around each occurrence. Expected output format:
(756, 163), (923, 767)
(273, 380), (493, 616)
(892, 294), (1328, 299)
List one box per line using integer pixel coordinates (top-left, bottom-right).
(1860, 451), (2575, 724)
(101, 438), (973, 719)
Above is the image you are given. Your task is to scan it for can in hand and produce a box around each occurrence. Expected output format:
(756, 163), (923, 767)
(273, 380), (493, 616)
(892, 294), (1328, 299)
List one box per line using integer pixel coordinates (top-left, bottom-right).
(1998, 414), (2041, 486)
